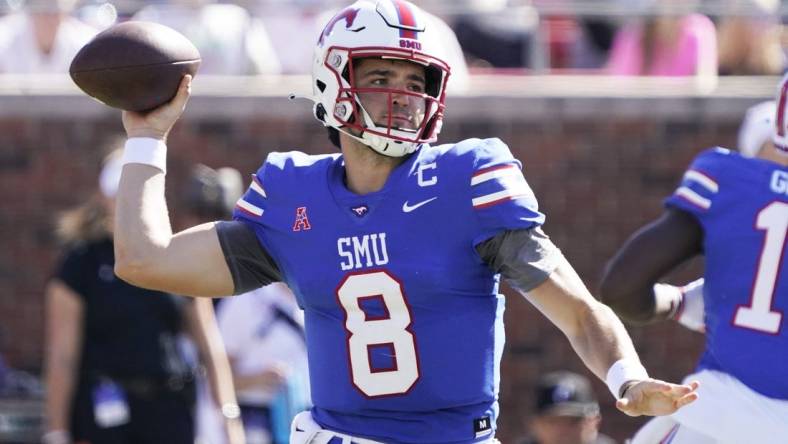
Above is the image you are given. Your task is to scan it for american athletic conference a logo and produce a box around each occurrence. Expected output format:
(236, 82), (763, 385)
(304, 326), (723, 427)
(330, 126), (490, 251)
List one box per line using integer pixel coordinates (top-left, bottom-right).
(293, 207), (312, 231)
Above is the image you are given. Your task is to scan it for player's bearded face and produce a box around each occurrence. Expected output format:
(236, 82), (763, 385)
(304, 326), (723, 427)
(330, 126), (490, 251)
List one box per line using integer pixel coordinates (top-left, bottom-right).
(352, 58), (427, 131)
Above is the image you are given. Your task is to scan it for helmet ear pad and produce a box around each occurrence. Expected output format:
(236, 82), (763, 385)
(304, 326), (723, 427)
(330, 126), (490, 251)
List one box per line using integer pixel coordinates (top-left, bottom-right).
(313, 61), (360, 138)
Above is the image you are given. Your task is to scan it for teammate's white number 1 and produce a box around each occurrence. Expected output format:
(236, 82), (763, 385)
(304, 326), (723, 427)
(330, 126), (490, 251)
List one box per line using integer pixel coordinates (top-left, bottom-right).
(336, 271), (419, 397)
(733, 201), (787, 334)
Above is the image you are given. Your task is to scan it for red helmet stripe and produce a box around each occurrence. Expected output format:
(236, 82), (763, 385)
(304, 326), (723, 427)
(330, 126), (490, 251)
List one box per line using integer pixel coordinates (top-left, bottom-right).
(777, 77), (788, 139)
(393, 0), (418, 39)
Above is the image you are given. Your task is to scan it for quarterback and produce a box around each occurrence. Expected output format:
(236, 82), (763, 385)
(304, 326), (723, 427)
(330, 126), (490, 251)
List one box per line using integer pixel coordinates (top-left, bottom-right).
(113, 1), (698, 443)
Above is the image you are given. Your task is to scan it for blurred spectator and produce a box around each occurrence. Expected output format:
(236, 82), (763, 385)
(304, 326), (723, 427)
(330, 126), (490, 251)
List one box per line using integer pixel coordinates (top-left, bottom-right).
(606, 1), (717, 76)
(570, 18), (618, 69)
(0, 0), (97, 73)
(0, 354), (6, 395)
(717, 0), (784, 75)
(133, 0), (280, 75)
(182, 163), (245, 226)
(255, 0), (339, 74)
(0, 351), (44, 399)
(0, 364), (44, 398)
(0, 352), (44, 443)
(178, 164), (247, 444)
(453, 0), (538, 70)
(178, 164), (310, 444)
(42, 148), (242, 444)
(218, 283), (310, 444)
(519, 371), (616, 444)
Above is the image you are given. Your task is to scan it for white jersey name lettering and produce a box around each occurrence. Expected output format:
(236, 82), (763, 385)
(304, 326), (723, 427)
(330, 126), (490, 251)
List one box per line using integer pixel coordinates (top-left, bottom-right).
(770, 170), (788, 196)
(338, 233), (390, 270)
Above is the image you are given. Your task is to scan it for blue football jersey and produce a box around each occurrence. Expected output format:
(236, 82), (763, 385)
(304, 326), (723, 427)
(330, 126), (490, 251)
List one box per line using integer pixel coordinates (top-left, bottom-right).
(233, 138), (545, 443)
(665, 148), (788, 400)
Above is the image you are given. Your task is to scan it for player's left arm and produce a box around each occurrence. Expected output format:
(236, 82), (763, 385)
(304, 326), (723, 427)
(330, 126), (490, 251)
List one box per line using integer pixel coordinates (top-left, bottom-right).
(599, 208), (703, 324)
(479, 229), (699, 416)
(527, 255), (698, 416)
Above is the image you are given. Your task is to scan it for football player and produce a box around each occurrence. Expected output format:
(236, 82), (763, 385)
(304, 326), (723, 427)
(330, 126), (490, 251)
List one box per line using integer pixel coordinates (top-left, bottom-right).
(601, 80), (788, 443)
(640, 100), (780, 337)
(622, 99), (779, 444)
(113, 1), (698, 443)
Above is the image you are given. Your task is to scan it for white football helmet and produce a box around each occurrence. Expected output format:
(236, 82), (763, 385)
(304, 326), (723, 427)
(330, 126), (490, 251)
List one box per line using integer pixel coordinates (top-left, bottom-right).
(310, 0), (451, 157)
(773, 72), (788, 156)
(738, 100), (775, 158)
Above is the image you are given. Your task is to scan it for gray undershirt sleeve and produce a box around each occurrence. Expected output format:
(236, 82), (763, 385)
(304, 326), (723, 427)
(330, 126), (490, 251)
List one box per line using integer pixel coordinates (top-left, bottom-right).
(476, 227), (563, 292)
(215, 221), (283, 294)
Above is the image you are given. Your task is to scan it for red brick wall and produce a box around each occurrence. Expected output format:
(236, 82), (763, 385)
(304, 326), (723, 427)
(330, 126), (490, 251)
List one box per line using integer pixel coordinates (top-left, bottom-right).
(0, 93), (753, 442)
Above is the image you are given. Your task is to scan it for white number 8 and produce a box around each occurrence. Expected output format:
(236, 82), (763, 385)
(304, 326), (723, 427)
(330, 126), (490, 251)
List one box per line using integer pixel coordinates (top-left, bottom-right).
(336, 270), (420, 397)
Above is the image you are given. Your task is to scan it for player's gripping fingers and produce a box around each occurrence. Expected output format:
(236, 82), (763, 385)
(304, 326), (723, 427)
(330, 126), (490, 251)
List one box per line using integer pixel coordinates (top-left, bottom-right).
(122, 75), (192, 140)
(168, 74), (192, 111)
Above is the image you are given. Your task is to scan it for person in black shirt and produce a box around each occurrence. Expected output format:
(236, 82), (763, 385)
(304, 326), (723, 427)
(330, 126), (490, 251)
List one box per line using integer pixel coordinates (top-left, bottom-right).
(42, 149), (244, 444)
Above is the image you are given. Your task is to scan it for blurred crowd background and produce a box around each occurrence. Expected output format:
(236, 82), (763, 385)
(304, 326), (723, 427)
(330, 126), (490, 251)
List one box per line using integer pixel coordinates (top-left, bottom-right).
(0, 0), (785, 443)
(0, 0), (785, 77)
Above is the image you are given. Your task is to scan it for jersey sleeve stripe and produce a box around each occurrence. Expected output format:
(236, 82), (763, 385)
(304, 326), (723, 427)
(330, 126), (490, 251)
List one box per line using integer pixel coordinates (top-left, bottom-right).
(250, 175), (267, 197)
(473, 187), (530, 209)
(236, 199), (264, 217)
(684, 169), (719, 193)
(471, 164), (519, 186)
(471, 164), (517, 184)
(675, 186), (711, 210)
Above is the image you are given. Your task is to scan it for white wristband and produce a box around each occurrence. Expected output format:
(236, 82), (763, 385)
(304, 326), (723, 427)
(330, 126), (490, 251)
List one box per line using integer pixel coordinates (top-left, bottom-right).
(122, 137), (168, 174)
(676, 279), (706, 333)
(606, 358), (649, 399)
(653, 282), (684, 319)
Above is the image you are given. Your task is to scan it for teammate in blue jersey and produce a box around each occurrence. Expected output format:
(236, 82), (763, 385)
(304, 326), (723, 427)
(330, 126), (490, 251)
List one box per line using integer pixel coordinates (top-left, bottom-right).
(112, 1), (698, 443)
(601, 76), (788, 443)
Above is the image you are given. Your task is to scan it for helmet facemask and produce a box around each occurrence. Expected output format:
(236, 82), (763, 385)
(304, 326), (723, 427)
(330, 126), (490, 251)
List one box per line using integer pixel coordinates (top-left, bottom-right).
(322, 47), (449, 157)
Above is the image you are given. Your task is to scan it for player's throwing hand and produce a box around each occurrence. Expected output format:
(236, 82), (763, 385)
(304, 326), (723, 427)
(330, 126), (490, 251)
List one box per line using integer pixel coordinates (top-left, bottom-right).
(616, 379), (700, 417)
(122, 75), (192, 140)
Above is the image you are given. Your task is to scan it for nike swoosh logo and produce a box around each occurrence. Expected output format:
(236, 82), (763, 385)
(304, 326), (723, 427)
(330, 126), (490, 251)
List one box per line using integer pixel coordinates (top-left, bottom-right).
(402, 197), (437, 213)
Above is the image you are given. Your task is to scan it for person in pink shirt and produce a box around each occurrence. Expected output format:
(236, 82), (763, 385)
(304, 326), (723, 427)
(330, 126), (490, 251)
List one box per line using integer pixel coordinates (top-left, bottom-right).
(606, 4), (717, 77)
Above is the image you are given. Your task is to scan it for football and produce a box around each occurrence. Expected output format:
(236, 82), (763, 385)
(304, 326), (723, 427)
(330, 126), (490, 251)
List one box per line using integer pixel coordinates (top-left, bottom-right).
(69, 21), (201, 112)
